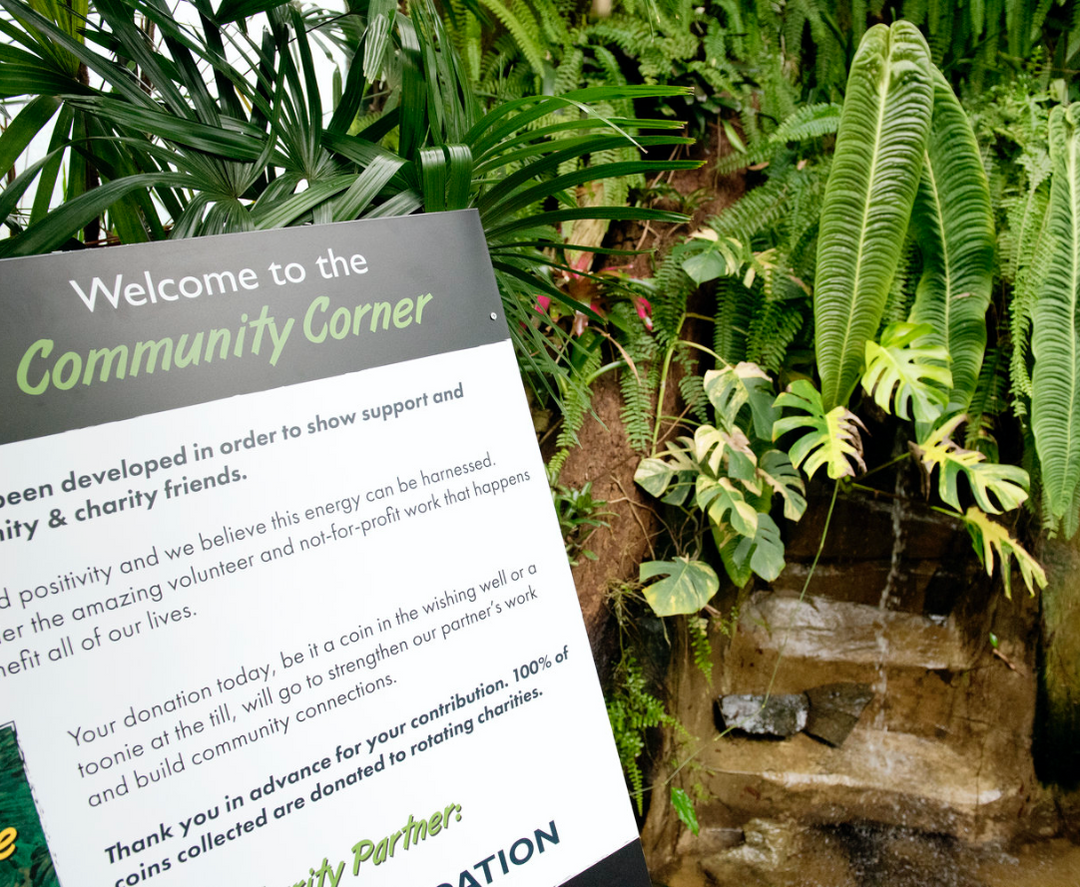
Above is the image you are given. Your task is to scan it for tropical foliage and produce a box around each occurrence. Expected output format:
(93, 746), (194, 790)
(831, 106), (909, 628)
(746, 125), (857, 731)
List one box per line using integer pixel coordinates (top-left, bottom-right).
(0, 0), (696, 404)
(5, 0), (1080, 821)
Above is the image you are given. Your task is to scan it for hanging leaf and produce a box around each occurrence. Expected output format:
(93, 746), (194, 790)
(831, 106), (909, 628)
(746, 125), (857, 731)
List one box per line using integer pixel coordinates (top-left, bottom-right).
(1031, 103), (1080, 539)
(907, 67), (995, 415)
(862, 321), (952, 423)
(958, 507), (1047, 598)
(640, 558), (720, 617)
(773, 380), (867, 481)
(814, 22), (934, 410)
(914, 416), (1030, 514)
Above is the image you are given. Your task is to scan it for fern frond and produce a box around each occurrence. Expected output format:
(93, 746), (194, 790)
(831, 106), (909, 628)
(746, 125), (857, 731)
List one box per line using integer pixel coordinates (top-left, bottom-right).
(714, 277), (756, 364)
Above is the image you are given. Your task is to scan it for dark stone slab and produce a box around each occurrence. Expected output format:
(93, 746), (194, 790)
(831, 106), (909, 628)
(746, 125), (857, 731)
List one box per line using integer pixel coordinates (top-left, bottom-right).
(805, 682), (875, 747)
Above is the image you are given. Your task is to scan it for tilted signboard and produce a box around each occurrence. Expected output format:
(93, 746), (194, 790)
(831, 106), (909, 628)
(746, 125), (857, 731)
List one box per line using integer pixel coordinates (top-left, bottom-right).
(0, 210), (649, 887)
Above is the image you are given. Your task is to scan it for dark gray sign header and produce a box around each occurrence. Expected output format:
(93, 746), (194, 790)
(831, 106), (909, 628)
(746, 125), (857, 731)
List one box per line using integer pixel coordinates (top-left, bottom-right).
(0, 210), (507, 444)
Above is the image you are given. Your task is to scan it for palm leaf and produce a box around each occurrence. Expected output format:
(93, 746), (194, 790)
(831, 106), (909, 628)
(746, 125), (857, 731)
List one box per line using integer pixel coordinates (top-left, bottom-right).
(907, 67), (995, 415)
(814, 22), (934, 410)
(1031, 104), (1080, 539)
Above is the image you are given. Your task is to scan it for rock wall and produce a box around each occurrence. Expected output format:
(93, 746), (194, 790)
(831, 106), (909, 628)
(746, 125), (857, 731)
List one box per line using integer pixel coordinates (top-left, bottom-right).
(640, 491), (1063, 886)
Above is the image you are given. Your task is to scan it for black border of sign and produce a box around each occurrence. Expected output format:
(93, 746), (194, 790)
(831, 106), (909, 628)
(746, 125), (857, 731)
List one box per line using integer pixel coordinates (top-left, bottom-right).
(561, 840), (652, 887)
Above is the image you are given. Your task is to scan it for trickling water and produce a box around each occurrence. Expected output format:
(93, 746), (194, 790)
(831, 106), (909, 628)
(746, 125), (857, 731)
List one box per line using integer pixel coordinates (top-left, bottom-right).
(871, 463), (911, 750)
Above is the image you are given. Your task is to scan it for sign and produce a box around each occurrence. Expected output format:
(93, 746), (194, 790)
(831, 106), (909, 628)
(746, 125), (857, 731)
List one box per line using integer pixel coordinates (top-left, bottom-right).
(0, 211), (649, 887)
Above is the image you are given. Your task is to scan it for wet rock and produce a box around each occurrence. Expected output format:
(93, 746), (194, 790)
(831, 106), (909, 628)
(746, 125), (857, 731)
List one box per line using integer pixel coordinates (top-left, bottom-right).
(805, 682), (875, 747)
(720, 693), (809, 737)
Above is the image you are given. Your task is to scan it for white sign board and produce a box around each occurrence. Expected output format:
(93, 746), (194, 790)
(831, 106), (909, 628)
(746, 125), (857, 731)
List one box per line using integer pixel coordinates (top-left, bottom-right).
(0, 211), (649, 887)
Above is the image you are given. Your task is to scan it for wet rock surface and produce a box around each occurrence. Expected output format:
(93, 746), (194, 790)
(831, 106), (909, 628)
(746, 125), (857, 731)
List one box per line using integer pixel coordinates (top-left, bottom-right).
(639, 492), (1073, 886)
(719, 693), (809, 737)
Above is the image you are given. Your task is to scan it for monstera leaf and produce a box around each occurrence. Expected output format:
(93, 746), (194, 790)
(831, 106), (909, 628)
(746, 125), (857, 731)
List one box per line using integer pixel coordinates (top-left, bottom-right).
(959, 507), (1047, 598)
(773, 380), (867, 481)
(862, 321), (952, 423)
(695, 475), (759, 537)
(914, 415), (1030, 513)
(716, 513), (786, 585)
(634, 436), (698, 505)
(693, 424), (757, 483)
(758, 449), (808, 521)
(703, 362), (779, 440)
(814, 22), (934, 410)
(639, 557), (720, 617)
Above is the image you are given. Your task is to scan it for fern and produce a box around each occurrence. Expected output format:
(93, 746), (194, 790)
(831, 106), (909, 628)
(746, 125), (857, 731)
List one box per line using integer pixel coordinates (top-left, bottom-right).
(715, 102), (840, 175)
(616, 303), (662, 452)
(714, 277), (755, 364)
(605, 652), (684, 813)
(548, 341), (602, 482)
(747, 295), (805, 375)
(652, 243), (696, 346)
(966, 345), (1010, 458)
(688, 615), (712, 681)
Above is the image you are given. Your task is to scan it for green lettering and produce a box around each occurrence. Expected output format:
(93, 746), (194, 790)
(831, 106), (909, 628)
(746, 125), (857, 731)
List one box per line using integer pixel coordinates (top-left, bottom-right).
(17, 339), (52, 395)
(304, 296), (330, 343)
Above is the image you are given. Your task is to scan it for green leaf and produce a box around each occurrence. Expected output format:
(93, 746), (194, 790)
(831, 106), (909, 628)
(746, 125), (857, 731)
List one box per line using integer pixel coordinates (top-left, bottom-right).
(63, 97), (267, 160)
(907, 67), (995, 415)
(1032, 104), (1080, 539)
(634, 457), (677, 498)
(958, 507), (1047, 598)
(758, 450), (807, 521)
(670, 787), (699, 836)
(639, 558), (720, 617)
(695, 475), (758, 537)
(682, 234), (744, 285)
(693, 424), (757, 483)
(773, 380), (867, 481)
(862, 321), (951, 423)
(0, 95), (59, 174)
(914, 416), (1030, 514)
(718, 513), (786, 585)
(214, 0), (287, 24)
(703, 361), (778, 439)
(814, 22), (934, 410)
(0, 172), (190, 258)
(634, 439), (698, 506)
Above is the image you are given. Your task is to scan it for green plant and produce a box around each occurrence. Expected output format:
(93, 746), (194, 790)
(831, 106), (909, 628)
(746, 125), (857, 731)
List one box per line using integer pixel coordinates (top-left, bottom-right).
(790, 21), (1046, 590)
(0, 0), (697, 409)
(552, 481), (611, 564)
(605, 650), (685, 813)
(1030, 103), (1080, 539)
(633, 361), (808, 612)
